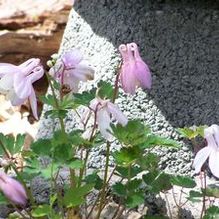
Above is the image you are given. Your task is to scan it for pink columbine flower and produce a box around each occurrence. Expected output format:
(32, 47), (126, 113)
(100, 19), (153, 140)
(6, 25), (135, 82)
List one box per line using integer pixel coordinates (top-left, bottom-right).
(50, 50), (95, 92)
(0, 59), (44, 119)
(82, 98), (128, 140)
(193, 124), (219, 178)
(0, 171), (27, 206)
(119, 42), (152, 95)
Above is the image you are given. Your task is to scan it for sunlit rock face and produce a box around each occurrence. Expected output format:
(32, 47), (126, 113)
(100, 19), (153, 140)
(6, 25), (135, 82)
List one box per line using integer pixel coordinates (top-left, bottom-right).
(38, 0), (218, 174)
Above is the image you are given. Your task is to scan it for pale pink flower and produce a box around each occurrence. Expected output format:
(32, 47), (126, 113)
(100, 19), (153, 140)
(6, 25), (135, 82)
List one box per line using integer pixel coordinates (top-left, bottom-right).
(50, 50), (95, 92)
(0, 59), (44, 119)
(193, 124), (219, 178)
(82, 98), (128, 140)
(119, 42), (152, 95)
(0, 171), (27, 206)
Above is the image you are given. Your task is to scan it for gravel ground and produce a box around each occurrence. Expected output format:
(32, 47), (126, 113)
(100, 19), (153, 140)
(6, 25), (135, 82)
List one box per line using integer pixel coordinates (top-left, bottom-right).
(37, 0), (218, 174)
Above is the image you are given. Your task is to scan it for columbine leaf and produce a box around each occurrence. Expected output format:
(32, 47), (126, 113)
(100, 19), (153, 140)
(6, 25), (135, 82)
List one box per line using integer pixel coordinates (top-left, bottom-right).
(187, 190), (203, 202)
(84, 171), (103, 190)
(0, 134), (25, 155)
(97, 80), (114, 99)
(205, 184), (219, 198)
(40, 164), (60, 179)
(65, 159), (83, 169)
(32, 205), (50, 217)
(52, 130), (68, 147)
(115, 166), (142, 179)
(39, 94), (56, 107)
(59, 93), (76, 109)
(170, 175), (196, 188)
(112, 182), (127, 197)
(0, 193), (8, 205)
(141, 135), (180, 148)
(44, 109), (68, 119)
(68, 130), (87, 146)
(125, 192), (145, 208)
(137, 153), (159, 171)
(127, 179), (142, 192)
(64, 184), (94, 208)
(73, 88), (96, 106)
(14, 134), (25, 154)
(143, 171), (172, 193)
(111, 120), (150, 147)
(177, 126), (206, 139)
(53, 143), (72, 162)
(22, 157), (41, 180)
(113, 147), (141, 166)
(203, 206), (219, 219)
(31, 139), (52, 156)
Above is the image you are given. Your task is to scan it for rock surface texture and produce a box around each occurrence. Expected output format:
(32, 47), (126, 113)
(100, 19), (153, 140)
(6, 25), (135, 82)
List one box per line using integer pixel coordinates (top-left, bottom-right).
(38, 0), (219, 174)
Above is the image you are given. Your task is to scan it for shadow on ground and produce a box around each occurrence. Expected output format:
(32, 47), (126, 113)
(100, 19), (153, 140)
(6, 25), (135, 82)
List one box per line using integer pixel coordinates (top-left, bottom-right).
(74, 0), (219, 127)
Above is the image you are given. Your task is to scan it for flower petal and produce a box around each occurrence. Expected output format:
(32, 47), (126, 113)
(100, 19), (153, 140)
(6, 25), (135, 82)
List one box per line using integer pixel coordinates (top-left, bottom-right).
(193, 147), (212, 174)
(107, 102), (128, 126)
(49, 61), (64, 79)
(62, 50), (83, 68)
(97, 108), (113, 141)
(205, 132), (218, 150)
(13, 74), (32, 99)
(0, 63), (19, 77)
(73, 60), (95, 81)
(14, 60), (43, 99)
(211, 124), (219, 147)
(19, 58), (40, 76)
(130, 42), (152, 90)
(0, 171), (27, 206)
(209, 150), (219, 178)
(119, 62), (137, 95)
(63, 74), (80, 92)
(7, 177), (27, 206)
(209, 151), (219, 178)
(29, 88), (38, 120)
(118, 44), (129, 62)
(135, 60), (152, 90)
(7, 89), (25, 106)
(89, 98), (100, 111)
(27, 65), (44, 83)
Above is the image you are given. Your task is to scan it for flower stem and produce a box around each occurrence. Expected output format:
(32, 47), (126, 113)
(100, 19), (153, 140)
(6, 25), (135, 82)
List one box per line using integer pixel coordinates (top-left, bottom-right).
(46, 73), (66, 134)
(47, 73), (78, 217)
(112, 63), (121, 103)
(78, 149), (90, 187)
(200, 171), (207, 219)
(95, 141), (110, 219)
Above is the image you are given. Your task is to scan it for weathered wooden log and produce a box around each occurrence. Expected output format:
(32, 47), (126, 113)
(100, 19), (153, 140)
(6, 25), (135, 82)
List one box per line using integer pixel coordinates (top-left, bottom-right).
(0, 0), (72, 65)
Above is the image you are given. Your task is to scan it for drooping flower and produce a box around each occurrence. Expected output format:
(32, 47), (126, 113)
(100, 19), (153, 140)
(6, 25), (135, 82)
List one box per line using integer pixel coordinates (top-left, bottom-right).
(193, 124), (219, 178)
(0, 59), (44, 119)
(50, 50), (95, 92)
(119, 42), (152, 95)
(82, 98), (128, 140)
(0, 171), (27, 206)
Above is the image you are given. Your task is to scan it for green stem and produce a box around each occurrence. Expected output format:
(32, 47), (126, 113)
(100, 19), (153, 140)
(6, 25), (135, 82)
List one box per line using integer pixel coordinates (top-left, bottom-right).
(111, 64), (121, 104)
(46, 73), (66, 134)
(128, 164), (131, 183)
(95, 141), (110, 219)
(47, 73), (78, 218)
(78, 149), (90, 187)
(164, 191), (173, 219)
(200, 171), (206, 219)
